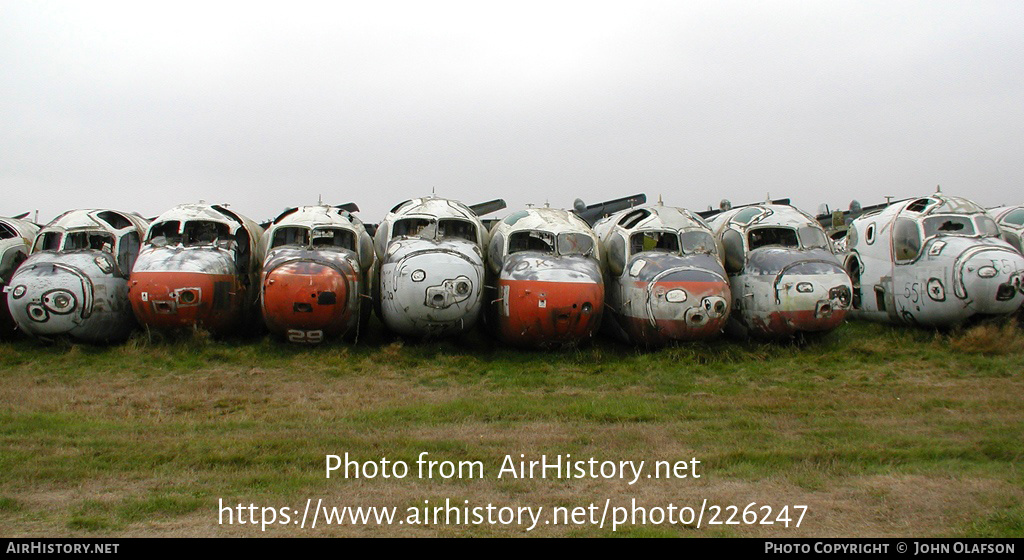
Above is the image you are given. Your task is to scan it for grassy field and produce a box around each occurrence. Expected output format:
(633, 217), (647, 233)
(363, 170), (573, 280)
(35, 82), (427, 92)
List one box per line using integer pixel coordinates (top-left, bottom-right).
(0, 319), (1022, 537)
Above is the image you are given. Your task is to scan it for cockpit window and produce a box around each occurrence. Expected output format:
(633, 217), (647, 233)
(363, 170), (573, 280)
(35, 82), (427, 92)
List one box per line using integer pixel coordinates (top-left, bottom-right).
(894, 217), (923, 261)
(974, 215), (1000, 237)
(680, 231), (717, 255)
(0, 223), (16, 240)
(922, 215), (975, 238)
(797, 226), (830, 250)
(147, 220), (234, 247)
(272, 226), (311, 248)
(312, 228), (355, 250)
(35, 232), (62, 252)
(148, 221), (180, 244)
(183, 221), (232, 246)
(630, 231), (680, 255)
(437, 219), (477, 242)
(96, 211), (132, 230)
(64, 232), (115, 252)
(1001, 208), (1024, 227)
(392, 218), (477, 242)
(732, 208), (763, 225)
(748, 227), (798, 250)
(393, 218), (433, 239)
(557, 232), (594, 256)
(509, 231), (555, 254)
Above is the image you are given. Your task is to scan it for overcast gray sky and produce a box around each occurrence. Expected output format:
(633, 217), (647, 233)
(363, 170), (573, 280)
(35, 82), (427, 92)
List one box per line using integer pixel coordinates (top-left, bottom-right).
(2, 1), (1023, 224)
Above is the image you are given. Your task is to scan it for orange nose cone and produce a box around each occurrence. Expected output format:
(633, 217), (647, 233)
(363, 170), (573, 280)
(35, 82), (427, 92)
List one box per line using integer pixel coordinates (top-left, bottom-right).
(129, 271), (242, 334)
(497, 278), (604, 347)
(262, 262), (350, 338)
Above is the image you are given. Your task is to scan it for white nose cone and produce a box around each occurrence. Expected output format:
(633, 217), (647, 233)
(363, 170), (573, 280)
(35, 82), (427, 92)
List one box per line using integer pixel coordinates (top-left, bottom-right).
(379, 243), (484, 337)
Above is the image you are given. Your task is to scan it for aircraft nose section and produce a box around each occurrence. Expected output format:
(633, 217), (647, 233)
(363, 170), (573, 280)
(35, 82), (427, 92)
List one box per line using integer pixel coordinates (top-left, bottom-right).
(959, 251), (1024, 314)
(262, 260), (352, 339)
(128, 248), (242, 333)
(6, 263), (92, 338)
(759, 269), (852, 336)
(380, 249), (484, 336)
(641, 267), (731, 342)
(496, 254), (604, 347)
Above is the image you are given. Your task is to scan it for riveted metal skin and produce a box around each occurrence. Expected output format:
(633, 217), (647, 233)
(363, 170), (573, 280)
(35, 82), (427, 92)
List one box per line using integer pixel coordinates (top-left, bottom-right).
(708, 203), (852, 339)
(259, 205), (373, 343)
(6, 209), (148, 343)
(129, 204), (264, 336)
(845, 194), (1024, 327)
(485, 208), (604, 348)
(593, 205), (730, 347)
(373, 197), (488, 338)
(0, 217), (39, 338)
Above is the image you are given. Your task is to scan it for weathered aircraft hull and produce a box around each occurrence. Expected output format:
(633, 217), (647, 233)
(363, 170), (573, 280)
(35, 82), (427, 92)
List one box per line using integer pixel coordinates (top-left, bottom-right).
(855, 239), (1024, 326)
(261, 248), (364, 343)
(490, 254), (603, 347)
(377, 238), (484, 338)
(6, 251), (136, 343)
(129, 247), (249, 334)
(732, 249), (852, 338)
(609, 254), (730, 346)
(1, 239), (31, 338)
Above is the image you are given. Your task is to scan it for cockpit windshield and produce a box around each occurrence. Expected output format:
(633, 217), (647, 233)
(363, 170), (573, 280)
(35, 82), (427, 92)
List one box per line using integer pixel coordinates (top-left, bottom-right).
(509, 230), (555, 254)
(630, 231), (680, 255)
(922, 215), (976, 237)
(681, 231), (717, 255)
(271, 226), (356, 250)
(509, 230), (594, 257)
(64, 231), (116, 252)
(557, 232), (594, 256)
(393, 218), (477, 242)
(147, 220), (235, 248)
(748, 227), (799, 250)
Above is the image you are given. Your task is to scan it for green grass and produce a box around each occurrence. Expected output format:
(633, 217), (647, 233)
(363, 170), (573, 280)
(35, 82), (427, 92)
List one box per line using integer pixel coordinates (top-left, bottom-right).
(0, 319), (1022, 537)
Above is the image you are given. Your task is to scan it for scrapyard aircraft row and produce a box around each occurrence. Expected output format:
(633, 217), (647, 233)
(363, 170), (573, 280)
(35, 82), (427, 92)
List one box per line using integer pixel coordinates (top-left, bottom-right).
(2, 191), (1023, 346)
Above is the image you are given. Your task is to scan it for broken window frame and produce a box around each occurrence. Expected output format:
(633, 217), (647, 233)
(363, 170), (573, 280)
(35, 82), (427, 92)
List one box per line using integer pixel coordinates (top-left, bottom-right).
(747, 226), (800, 251)
(310, 227), (356, 251)
(921, 214), (977, 239)
(33, 232), (62, 253)
(629, 229), (681, 257)
(508, 230), (556, 255)
(0, 222), (17, 240)
(63, 231), (116, 253)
